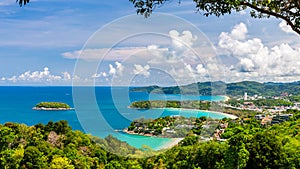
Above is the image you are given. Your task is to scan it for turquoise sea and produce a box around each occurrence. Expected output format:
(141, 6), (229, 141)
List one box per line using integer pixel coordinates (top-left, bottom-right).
(0, 86), (227, 149)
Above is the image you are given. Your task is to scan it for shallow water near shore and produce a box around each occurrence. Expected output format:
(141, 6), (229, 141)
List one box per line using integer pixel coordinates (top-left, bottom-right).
(0, 86), (227, 149)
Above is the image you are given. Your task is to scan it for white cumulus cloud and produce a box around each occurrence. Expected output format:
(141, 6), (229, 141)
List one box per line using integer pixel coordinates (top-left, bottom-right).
(279, 21), (297, 35)
(133, 64), (150, 77)
(230, 23), (248, 40)
(218, 22), (300, 81)
(109, 62), (124, 76)
(196, 64), (206, 74)
(62, 72), (71, 80)
(169, 30), (197, 48)
(2, 67), (73, 84)
(92, 72), (107, 78)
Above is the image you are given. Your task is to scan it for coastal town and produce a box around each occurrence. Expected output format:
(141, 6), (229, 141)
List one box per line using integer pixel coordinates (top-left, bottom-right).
(224, 92), (300, 112)
(125, 92), (298, 143)
(224, 92), (296, 125)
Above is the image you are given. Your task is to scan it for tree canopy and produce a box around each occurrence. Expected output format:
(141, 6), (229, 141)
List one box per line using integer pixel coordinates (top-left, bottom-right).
(17, 0), (29, 7)
(129, 0), (300, 35)
(17, 0), (300, 35)
(1, 109), (299, 168)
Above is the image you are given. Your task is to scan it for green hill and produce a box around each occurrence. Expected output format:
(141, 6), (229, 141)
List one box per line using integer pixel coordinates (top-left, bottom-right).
(1, 109), (299, 168)
(131, 81), (300, 96)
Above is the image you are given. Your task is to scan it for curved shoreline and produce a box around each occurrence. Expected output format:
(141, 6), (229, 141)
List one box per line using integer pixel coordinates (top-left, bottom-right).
(155, 107), (238, 119)
(123, 108), (237, 150)
(158, 138), (184, 149)
(221, 95), (230, 102)
(130, 107), (238, 119)
(127, 106), (238, 119)
(125, 95), (236, 150)
(129, 95), (235, 119)
(119, 130), (184, 150)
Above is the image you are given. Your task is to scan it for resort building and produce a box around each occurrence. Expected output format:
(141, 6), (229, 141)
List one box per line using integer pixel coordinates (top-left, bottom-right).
(271, 114), (293, 124)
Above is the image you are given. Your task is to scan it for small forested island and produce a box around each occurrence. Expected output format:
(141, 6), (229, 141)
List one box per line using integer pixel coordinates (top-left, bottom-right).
(33, 102), (72, 111)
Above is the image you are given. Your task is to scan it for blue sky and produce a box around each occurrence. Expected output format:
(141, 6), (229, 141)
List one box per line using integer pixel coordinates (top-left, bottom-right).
(0, 0), (299, 86)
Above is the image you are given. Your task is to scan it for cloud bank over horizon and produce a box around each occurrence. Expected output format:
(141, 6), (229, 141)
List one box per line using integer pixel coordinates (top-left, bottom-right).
(2, 0), (300, 86)
(1, 18), (300, 86)
(59, 22), (300, 86)
(0, 67), (72, 85)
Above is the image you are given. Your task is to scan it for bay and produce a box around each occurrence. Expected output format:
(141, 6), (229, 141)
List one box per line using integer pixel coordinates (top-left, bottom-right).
(0, 86), (227, 149)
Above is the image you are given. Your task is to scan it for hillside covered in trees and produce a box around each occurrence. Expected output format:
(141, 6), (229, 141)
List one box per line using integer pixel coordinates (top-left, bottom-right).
(0, 121), (147, 168)
(131, 81), (300, 97)
(1, 109), (299, 168)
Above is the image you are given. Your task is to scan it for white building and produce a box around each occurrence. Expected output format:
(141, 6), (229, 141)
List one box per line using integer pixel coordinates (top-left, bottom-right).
(244, 92), (248, 101)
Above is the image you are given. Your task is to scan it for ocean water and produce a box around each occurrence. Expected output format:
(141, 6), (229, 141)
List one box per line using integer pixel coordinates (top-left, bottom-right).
(0, 86), (227, 149)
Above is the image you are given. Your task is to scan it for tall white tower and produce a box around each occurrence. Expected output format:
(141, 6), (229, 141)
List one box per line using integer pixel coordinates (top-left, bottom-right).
(244, 92), (248, 101)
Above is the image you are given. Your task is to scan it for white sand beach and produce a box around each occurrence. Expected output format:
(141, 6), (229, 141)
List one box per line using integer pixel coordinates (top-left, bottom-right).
(210, 110), (238, 119)
(161, 107), (238, 119)
(187, 109), (238, 119)
(159, 138), (184, 149)
(222, 95), (230, 102)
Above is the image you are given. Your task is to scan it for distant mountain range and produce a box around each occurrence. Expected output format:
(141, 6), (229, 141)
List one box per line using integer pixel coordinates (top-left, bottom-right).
(130, 81), (300, 97)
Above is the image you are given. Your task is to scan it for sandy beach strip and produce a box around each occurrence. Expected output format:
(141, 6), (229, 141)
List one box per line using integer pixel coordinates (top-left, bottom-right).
(188, 109), (238, 119)
(159, 138), (184, 150)
(221, 95), (230, 102)
(160, 107), (238, 119)
(191, 109), (238, 119)
(210, 110), (238, 119)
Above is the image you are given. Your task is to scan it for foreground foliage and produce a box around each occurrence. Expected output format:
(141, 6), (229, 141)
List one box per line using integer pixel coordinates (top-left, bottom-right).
(143, 110), (300, 169)
(0, 109), (299, 168)
(0, 121), (144, 168)
(129, 0), (300, 35)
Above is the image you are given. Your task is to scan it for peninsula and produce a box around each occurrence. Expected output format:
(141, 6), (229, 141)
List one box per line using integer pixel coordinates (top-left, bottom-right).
(33, 102), (72, 111)
(130, 100), (238, 118)
(125, 100), (238, 139)
(130, 100), (211, 110)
